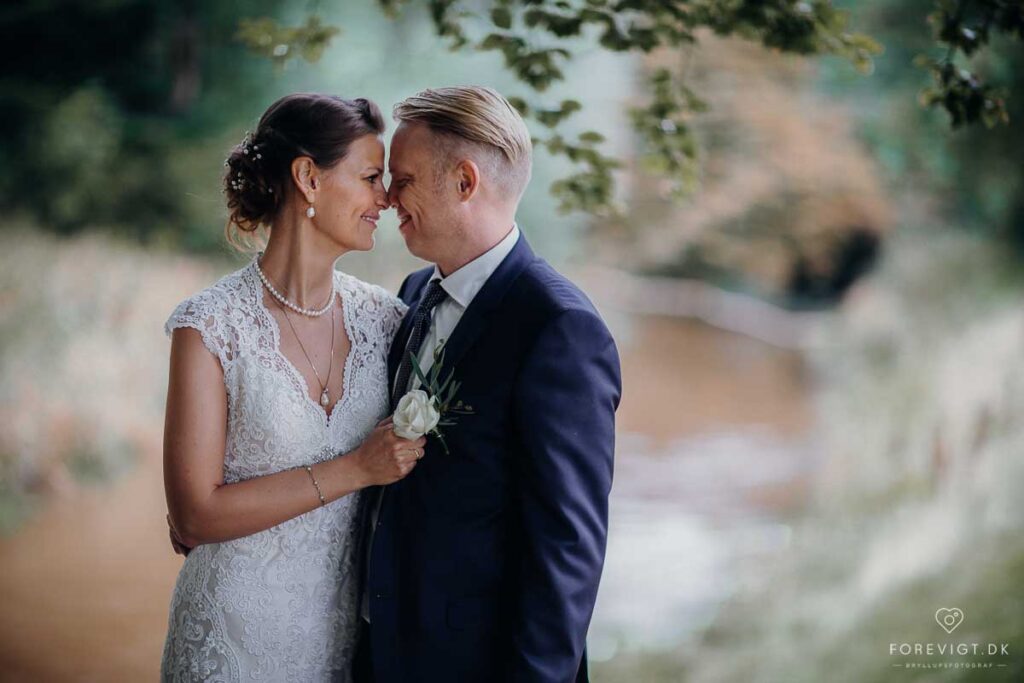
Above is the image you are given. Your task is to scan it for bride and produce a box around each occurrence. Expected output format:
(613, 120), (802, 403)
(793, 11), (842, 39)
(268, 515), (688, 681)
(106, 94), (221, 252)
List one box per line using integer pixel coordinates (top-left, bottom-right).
(160, 93), (424, 681)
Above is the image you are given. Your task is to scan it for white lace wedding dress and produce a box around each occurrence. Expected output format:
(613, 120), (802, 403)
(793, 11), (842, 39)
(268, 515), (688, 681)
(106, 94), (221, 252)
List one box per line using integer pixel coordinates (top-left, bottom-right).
(160, 259), (406, 682)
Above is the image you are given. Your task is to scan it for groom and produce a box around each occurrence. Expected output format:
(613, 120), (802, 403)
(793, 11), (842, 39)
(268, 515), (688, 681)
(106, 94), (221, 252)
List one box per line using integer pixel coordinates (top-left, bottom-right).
(354, 86), (621, 682)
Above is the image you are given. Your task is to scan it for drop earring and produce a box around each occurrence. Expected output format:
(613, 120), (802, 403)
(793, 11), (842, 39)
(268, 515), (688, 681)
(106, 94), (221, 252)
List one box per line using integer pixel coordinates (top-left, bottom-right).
(306, 203), (316, 218)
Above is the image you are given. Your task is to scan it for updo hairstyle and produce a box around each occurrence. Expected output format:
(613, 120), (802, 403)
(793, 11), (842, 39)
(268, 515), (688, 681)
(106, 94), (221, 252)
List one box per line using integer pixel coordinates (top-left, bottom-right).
(223, 93), (385, 249)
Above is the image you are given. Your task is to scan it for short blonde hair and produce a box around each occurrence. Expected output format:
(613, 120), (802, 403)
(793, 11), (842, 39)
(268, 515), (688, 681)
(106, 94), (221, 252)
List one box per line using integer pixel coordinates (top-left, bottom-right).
(393, 86), (532, 201)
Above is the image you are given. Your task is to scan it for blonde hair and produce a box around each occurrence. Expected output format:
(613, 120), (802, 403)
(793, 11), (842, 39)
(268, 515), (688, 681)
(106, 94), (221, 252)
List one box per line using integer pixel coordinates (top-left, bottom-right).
(393, 86), (532, 201)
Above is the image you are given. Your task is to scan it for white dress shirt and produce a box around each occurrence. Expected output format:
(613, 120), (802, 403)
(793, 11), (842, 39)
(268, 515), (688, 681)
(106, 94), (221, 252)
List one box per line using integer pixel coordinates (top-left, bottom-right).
(398, 223), (521, 393)
(364, 223), (520, 623)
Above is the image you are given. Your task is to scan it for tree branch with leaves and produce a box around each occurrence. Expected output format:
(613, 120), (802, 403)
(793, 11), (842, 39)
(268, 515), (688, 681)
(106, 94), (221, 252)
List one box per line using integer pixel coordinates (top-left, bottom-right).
(237, 0), (1019, 215)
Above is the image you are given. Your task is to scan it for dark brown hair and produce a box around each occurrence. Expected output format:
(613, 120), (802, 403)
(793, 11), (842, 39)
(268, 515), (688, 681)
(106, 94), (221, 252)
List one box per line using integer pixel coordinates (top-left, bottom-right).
(223, 93), (385, 249)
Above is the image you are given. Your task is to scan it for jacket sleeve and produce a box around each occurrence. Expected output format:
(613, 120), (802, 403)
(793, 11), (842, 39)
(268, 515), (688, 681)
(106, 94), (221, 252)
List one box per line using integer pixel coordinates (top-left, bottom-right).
(510, 308), (622, 682)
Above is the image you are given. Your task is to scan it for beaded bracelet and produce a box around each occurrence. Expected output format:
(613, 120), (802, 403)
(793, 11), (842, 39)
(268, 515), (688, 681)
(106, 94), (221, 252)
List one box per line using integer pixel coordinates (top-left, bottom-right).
(304, 465), (326, 507)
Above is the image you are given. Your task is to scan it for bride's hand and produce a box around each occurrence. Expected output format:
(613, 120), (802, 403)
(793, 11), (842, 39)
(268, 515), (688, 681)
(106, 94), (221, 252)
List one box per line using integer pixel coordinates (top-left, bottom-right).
(167, 514), (193, 557)
(351, 419), (426, 486)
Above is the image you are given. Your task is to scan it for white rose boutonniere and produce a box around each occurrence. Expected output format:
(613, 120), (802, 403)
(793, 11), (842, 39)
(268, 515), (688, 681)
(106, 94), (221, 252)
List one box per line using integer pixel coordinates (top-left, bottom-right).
(393, 390), (440, 440)
(392, 340), (473, 454)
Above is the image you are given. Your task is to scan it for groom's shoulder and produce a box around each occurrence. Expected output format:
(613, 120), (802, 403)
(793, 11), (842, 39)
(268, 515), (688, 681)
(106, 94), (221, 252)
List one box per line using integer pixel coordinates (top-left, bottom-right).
(397, 266), (434, 302)
(513, 257), (602, 322)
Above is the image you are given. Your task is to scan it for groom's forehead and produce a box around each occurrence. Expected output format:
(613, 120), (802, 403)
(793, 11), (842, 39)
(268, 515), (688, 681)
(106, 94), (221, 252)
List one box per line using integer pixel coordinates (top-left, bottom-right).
(389, 132), (429, 172)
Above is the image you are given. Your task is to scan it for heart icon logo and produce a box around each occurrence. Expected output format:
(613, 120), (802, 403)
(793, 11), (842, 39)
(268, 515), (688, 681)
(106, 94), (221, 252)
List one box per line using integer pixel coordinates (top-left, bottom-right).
(935, 608), (964, 634)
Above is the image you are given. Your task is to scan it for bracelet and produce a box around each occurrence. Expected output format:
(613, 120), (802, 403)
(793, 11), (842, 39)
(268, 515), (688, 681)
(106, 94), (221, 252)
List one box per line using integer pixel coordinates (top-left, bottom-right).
(304, 465), (326, 507)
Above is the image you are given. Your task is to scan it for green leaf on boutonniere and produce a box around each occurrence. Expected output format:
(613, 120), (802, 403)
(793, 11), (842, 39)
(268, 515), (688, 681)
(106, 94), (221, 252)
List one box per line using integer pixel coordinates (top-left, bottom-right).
(400, 340), (474, 454)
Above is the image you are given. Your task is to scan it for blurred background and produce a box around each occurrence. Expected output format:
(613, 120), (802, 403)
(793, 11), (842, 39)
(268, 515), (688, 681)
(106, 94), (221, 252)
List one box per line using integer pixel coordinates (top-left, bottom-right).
(1, 1), (1023, 681)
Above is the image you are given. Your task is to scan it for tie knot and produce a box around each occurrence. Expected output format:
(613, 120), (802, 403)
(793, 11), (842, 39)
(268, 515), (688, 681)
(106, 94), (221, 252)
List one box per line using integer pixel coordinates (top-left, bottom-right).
(418, 279), (448, 315)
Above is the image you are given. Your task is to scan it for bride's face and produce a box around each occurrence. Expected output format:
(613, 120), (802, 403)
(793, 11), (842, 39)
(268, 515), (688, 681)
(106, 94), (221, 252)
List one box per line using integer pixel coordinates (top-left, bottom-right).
(309, 134), (388, 252)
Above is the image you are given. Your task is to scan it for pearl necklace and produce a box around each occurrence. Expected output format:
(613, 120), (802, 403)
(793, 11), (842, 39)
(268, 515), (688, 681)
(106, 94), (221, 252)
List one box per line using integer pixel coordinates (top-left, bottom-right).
(255, 256), (335, 317)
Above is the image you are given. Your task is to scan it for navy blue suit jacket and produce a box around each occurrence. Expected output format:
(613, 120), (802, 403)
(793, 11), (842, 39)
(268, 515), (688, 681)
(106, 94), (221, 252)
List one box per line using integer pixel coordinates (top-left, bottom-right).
(361, 235), (621, 682)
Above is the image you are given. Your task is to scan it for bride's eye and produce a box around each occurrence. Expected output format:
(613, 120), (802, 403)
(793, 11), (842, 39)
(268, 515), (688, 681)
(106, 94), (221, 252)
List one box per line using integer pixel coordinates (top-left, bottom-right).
(365, 174), (379, 184)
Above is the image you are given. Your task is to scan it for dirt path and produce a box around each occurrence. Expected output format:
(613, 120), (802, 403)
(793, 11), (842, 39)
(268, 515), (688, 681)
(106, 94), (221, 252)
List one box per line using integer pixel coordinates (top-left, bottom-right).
(0, 438), (179, 682)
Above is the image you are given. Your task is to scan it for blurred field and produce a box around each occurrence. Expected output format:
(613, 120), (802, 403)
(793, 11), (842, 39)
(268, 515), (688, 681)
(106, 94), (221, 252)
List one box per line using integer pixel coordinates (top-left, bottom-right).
(0, 229), (217, 531)
(593, 230), (1024, 682)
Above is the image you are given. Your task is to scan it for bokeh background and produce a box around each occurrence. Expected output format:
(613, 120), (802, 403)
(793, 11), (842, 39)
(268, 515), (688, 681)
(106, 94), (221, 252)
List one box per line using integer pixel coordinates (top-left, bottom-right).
(2, 1), (1023, 681)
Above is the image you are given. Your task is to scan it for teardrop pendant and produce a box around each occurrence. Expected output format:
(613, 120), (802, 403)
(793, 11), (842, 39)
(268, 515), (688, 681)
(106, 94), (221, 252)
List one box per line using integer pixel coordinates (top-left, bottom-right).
(320, 389), (330, 407)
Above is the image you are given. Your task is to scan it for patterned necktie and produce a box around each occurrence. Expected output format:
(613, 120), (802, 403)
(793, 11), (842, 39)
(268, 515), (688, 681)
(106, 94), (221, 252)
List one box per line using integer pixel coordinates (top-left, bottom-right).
(392, 279), (448, 405)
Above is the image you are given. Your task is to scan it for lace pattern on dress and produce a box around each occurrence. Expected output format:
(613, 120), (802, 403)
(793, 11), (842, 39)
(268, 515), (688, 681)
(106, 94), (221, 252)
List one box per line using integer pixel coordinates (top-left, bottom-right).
(161, 260), (406, 682)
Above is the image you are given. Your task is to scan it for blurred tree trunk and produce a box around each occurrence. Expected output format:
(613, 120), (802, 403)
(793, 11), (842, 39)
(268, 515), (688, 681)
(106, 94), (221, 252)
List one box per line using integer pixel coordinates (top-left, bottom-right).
(169, 1), (201, 113)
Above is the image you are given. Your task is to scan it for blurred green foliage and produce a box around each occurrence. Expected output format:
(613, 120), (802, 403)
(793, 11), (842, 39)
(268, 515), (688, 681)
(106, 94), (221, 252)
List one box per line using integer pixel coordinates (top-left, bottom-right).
(0, 0), (288, 251)
(917, 0), (1022, 128)
(2, 1), (1021, 250)
(822, 0), (1024, 244)
(257, 0), (882, 215)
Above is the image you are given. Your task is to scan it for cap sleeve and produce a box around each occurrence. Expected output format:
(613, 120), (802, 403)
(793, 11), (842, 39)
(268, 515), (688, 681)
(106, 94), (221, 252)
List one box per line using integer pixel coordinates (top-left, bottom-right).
(164, 289), (236, 372)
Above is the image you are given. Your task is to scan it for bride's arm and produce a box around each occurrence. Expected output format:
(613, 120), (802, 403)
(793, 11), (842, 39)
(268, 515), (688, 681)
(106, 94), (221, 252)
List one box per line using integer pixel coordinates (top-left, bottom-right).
(163, 327), (423, 548)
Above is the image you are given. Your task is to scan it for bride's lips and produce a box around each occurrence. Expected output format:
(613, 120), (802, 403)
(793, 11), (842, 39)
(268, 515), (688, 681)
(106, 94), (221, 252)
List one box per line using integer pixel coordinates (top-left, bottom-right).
(360, 213), (379, 227)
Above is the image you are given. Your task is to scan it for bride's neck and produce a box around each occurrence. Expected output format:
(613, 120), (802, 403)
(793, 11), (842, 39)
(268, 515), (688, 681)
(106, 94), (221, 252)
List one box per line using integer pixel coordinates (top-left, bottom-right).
(259, 215), (344, 307)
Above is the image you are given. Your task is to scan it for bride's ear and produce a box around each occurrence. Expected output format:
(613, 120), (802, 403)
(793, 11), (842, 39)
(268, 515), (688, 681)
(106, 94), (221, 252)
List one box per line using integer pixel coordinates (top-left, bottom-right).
(290, 156), (319, 203)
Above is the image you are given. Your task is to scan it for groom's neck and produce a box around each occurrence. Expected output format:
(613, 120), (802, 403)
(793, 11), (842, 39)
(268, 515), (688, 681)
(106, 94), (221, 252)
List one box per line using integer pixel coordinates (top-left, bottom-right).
(435, 213), (515, 277)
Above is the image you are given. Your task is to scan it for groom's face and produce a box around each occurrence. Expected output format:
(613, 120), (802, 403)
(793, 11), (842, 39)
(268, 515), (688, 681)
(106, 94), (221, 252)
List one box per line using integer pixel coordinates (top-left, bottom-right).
(387, 122), (459, 263)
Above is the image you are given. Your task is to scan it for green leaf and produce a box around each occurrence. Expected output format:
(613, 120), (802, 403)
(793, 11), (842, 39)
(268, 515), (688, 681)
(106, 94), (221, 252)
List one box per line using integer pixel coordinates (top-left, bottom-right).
(409, 350), (430, 389)
(491, 7), (513, 30)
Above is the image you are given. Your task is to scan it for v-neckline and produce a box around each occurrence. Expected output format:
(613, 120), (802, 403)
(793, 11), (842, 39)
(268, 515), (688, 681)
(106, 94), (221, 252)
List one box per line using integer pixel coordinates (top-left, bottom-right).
(252, 264), (355, 426)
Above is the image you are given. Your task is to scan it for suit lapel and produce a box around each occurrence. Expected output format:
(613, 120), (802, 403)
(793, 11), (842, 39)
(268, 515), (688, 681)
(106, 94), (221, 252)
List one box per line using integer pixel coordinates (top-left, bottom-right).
(434, 235), (535, 373)
(388, 235), (536, 397)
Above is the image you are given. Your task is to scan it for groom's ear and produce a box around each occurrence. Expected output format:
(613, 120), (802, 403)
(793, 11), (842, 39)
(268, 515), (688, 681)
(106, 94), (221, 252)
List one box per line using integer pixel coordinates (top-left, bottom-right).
(454, 159), (480, 203)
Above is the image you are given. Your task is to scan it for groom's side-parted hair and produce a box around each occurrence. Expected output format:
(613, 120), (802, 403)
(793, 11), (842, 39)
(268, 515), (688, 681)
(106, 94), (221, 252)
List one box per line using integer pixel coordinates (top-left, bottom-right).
(393, 86), (532, 201)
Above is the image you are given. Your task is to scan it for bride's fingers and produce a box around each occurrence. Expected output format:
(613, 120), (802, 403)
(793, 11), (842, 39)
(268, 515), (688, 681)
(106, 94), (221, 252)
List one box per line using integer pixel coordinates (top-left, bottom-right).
(169, 529), (187, 555)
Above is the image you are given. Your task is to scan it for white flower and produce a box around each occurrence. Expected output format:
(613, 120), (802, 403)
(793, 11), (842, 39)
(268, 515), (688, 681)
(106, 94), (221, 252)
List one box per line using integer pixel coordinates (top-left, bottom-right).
(392, 389), (440, 439)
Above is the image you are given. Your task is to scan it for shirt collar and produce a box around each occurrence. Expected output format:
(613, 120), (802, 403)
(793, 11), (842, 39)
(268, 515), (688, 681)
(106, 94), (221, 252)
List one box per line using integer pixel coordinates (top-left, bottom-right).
(431, 224), (520, 309)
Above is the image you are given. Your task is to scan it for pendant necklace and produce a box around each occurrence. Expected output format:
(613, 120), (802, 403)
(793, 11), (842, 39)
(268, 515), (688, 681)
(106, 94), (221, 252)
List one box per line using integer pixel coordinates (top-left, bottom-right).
(272, 286), (336, 408)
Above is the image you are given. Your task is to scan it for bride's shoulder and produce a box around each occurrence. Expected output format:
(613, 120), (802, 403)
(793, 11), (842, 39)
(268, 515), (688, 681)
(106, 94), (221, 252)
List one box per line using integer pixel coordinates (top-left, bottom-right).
(336, 272), (408, 337)
(164, 263), (253, 339)
(337, 272), (407, 315)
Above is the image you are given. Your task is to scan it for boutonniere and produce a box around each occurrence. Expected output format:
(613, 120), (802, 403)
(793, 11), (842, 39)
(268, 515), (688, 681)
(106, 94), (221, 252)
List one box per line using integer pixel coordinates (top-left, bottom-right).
(392, 340), (473, 455)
